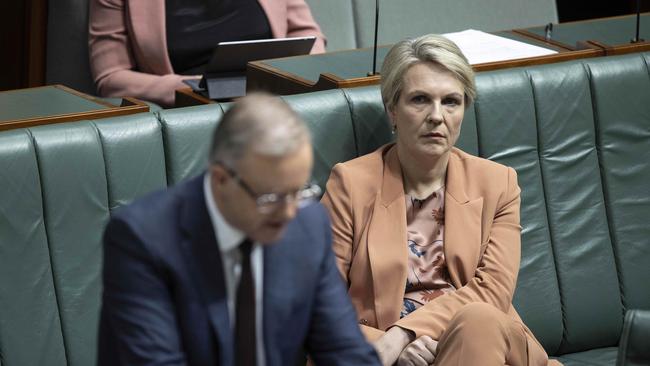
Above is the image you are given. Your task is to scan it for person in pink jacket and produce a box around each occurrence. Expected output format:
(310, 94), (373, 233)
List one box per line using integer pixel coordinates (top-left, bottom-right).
(89, 0), (326, 107)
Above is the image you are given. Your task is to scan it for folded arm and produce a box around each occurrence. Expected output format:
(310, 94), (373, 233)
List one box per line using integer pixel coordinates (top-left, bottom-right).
(304, 209), (379, 365)
(395, 167), (522, 339)
(320, 164), (354, 283)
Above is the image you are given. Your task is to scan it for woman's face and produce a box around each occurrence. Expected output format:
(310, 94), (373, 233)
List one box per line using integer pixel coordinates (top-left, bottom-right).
(388, 62), (465, 162)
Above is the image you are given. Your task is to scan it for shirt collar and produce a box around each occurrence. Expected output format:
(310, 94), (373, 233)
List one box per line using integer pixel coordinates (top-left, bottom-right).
(204, 172), (245, 253)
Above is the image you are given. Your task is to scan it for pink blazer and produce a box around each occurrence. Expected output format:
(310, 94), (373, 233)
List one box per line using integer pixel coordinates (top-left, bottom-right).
(88, 0), (326, 106)
(321, 144), (561, 366)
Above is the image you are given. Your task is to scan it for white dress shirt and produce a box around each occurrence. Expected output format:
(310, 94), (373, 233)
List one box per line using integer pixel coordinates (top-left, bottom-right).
(204, 173), (266, 366)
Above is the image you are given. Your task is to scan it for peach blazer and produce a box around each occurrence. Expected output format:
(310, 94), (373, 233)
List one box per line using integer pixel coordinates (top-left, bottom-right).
(89, 0), (326, 106)
(321, 144), (560, 366)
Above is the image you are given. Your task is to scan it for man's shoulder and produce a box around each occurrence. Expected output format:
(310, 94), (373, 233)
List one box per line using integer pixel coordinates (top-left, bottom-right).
(103, 175), (206, 268)
(287, 201), (329, 241)
(295, 200), (328, 222)
(273, 202), (330, 255)
(108, 174), (204, 242)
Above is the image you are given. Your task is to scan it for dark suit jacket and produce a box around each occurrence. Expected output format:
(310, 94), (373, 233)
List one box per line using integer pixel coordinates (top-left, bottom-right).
(97, 174), (379, 366)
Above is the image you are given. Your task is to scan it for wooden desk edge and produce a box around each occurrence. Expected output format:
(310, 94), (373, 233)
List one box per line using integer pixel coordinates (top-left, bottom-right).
(0, 94), (150, 132)
(599, 40), (650, 55)
(246, 61), (318, 95)
(511, 29), (576, 50)
(246, 49), (606, 95)
(175, 88), (217, 108)
(472, 48), (603, 71)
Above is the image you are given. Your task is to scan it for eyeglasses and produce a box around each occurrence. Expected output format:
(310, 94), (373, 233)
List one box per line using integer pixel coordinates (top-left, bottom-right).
(219, 164), (322, 214)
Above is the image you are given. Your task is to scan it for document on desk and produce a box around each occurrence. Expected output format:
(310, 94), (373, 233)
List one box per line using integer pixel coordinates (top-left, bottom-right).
(443, 29), (557, 65)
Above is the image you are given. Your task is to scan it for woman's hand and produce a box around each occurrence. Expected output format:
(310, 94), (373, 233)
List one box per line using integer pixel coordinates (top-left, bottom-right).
(396, 336), (438, 366)
(372, 327), (414, 366)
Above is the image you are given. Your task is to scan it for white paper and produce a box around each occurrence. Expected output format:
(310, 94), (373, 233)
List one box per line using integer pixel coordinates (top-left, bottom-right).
(442, 29), (557, 65)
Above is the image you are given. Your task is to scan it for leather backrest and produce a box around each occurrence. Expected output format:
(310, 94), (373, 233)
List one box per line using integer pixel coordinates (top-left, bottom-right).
(473, 68), (565, 353)
(157, 91), (358, 192)
(283, 89), (358, 190)
(617, 309), (650, 366)
(342, 86), (392, 156)
(157, 105), (225, 185)
(29, 122), (111, 366)
(587, 54), (650, 312)
(0, 130), (67, 365)
(0, 114), (166, 366)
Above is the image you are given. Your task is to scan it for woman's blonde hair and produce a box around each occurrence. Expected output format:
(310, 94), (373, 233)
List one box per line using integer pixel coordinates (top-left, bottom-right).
(380, 34), (476, 111)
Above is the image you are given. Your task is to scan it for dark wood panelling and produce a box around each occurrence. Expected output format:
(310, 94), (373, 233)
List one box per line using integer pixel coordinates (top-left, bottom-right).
(26, 0), (47, 87)
(0, 0), (46, 91)
(0, 2), (27, 91)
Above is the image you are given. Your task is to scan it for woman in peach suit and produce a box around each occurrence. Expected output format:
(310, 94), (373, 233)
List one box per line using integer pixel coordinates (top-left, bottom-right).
(321, 34), (559, 366)
(89, 0), (325, 107)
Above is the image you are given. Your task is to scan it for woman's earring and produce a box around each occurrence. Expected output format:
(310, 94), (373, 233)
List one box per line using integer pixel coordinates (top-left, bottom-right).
(391, 124), (397, 134)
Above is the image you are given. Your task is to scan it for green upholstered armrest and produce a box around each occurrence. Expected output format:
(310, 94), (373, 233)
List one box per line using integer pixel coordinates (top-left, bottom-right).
(617, 310), (650, 366)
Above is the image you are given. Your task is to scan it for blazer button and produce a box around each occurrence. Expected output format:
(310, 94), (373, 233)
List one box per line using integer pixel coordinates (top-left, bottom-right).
(359, 318), (369, 325)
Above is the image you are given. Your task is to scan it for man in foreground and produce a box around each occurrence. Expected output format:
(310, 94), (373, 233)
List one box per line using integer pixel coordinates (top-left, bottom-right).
(97, 93), (379, 366)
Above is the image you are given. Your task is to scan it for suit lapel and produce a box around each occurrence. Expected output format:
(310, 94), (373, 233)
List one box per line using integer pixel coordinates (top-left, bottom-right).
(178, 176), (233, 365)
(367, 147), (408, 329)
(444, 151), (484, 285)
(127, 0), (174, 74)
(262, 224), (298, 364)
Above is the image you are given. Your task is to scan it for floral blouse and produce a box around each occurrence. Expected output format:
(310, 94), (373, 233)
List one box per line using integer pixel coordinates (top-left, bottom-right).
(401, 186), (456, 318)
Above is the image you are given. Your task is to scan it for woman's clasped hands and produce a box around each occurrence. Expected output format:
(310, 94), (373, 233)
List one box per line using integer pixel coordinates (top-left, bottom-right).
(373, 327), (439, 366)
(397, 336), (439, 366)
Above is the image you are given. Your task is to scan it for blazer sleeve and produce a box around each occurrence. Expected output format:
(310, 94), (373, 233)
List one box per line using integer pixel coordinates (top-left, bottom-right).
(304, 206), (380, 365)
(321, 165), (387, 341)
(285, 0), (326, 53)
(394, 167), (522, 340)
(320, 164), (354, 283)
(88, 0), (193, 107)
(99, 216), (187, 365)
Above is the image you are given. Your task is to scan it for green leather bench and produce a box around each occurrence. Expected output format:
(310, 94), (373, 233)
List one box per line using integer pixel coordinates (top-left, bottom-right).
(1, 52), (648, 366)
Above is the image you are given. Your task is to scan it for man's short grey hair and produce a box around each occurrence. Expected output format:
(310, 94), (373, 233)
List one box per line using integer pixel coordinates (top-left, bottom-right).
(380, 34), (476, 111)
(208, 93), (311, 167)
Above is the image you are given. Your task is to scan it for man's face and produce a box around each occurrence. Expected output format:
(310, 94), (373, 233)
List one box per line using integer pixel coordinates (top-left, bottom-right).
(210, 142), (313, 244)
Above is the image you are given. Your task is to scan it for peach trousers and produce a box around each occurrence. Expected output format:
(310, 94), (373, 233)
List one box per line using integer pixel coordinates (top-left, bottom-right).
(434, 303), (529, 366)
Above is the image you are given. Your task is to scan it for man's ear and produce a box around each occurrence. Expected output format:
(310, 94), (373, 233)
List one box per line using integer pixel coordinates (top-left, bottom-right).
(210, 164), (228, 186)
